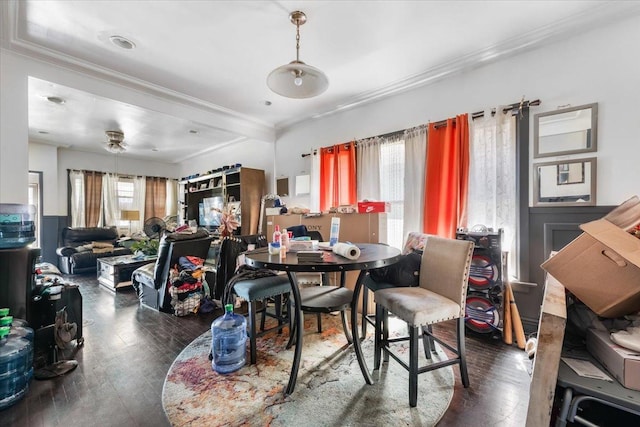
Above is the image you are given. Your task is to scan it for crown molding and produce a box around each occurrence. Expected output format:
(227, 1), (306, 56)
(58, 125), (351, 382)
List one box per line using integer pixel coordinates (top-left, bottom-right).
(275, 1), (640, 130)
(6, 1), (274, 144)
(173, 136), (250, 164)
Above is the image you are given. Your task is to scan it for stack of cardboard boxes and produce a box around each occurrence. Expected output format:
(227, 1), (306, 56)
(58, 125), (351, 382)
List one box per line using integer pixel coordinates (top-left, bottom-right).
(542, 195), (640, 390)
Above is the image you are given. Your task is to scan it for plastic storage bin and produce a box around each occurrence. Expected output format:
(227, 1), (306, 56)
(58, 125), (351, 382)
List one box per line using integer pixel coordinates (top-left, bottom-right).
(0, 204), (35, 248)
(211, 304), (247, 374)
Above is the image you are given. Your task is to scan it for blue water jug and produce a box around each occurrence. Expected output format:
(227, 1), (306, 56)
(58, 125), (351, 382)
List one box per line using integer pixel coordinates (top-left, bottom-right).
(211, 304), (247, 374)
(0, 326), (33, 410)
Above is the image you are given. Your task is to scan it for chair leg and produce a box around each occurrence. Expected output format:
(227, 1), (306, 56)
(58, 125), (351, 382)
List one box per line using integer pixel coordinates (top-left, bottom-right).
(382, 307), (389, 363)
(248, 300), (258, 365)
(409, 325), (419, 407)
(275, 295), (283, 335)
(340, 309), (353, 344)
(260, 299), (267, 332)
(316, 312), (322, 333)
(457, 316), (470, 387)
(421, 325), (432, 360)
(374, 303), (382, 370)
(428, 325), (435, 352)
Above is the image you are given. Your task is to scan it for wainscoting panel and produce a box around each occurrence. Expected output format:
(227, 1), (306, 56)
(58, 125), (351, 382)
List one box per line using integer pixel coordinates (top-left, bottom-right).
(519, 206), (615, 329)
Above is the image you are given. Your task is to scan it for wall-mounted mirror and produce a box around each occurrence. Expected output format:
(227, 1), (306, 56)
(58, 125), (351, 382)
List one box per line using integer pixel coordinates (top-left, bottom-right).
(533, 158), (596, 206)
(534, 103), (597, 158)
(276, 177), (289, 197)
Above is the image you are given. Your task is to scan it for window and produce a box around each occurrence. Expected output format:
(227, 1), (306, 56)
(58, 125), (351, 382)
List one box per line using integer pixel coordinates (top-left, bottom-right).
(380, 140), (405, 249)
(116, 178), (134, 229)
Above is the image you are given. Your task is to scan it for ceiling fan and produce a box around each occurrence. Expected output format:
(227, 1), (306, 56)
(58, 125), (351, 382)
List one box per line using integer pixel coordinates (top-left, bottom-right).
(104, 130), (127, 153)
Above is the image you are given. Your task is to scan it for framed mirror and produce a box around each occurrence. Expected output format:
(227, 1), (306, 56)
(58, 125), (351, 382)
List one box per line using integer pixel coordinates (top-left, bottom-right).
(533, 157), (597, 206)
(276, 177), (289, 197)
(534, 103), (597, 158)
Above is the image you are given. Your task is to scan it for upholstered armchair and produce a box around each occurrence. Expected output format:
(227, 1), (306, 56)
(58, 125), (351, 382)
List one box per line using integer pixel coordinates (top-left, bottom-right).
(132, 229), (212, 312)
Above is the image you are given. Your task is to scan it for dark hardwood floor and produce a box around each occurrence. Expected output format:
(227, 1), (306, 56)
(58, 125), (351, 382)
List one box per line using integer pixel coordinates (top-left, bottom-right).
(3, 274), (532, 426)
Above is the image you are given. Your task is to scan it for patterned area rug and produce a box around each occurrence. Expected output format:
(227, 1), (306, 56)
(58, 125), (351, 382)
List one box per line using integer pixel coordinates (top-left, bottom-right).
(163, 315), (454, 426)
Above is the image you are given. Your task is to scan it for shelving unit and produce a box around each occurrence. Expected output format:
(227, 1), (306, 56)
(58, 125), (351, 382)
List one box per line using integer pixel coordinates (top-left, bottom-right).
(179, 167), (265, 235)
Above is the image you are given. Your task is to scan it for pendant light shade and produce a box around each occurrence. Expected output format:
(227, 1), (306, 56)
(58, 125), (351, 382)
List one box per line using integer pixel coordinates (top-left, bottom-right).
(267, 11), (328, 99)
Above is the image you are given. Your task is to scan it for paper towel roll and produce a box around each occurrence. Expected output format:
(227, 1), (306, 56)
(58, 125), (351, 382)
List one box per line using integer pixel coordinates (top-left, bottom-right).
(332, 242), (361, 260)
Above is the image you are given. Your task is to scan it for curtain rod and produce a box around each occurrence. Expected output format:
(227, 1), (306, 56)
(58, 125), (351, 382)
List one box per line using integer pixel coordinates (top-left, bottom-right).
(433, 98), (541, 128)
(67, 168), (177, 181)
(301, 98), (541, 156)
(300, 126), (421, 157)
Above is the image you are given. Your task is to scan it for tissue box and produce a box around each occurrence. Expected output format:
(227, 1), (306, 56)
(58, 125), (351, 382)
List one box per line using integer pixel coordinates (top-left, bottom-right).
(357, 201), (390, 213)
(541, 196), (640, 318)
(265, 207), (282, 216)
(586, 328), (640, 391)
(288, 240), (315, 251)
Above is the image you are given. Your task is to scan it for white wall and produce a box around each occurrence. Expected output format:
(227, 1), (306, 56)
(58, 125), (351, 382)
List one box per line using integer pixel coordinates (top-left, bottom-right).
(177, 138), (276, 193)
(28, 142), (59, 215)
(0, 50), (29, 204)
(275, 16), (640, 207)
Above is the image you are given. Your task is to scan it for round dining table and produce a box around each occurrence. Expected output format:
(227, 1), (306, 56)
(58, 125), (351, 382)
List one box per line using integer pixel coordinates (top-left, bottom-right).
(244, 242), (401, 395)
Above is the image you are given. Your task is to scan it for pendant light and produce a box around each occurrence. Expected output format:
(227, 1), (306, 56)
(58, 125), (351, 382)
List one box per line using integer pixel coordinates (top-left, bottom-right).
(267, 11), (328, 99)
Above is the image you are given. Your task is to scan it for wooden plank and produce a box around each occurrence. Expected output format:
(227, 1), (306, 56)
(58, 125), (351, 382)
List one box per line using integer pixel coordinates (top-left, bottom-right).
(526, 273), (567, 427)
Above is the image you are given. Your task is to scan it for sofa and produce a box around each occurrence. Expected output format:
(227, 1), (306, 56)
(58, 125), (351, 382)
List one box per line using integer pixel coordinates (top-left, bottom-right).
(131, 228), (212, 312)
(56, 226), (132, 274)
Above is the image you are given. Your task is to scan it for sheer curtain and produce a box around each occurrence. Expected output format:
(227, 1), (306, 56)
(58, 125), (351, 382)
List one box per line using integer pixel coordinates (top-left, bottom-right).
(165, 179), (178, 217)
(379, 135), (405, 249)
(69, 170), (85, 227)
(356, 137), (381, 201)
(402, 126), (427, 239)
(309, 151), (321, 212)
(132, 176), (146, 233)
(468, 109), (517, 277)
(101, 173), (119, 227)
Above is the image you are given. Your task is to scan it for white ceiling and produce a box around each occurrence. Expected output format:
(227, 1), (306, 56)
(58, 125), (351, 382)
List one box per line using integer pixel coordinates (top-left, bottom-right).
(2, 0), (639, 163)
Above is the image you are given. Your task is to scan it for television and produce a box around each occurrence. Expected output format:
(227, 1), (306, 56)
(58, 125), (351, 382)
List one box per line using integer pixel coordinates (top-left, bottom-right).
(199, 196), (224, 230)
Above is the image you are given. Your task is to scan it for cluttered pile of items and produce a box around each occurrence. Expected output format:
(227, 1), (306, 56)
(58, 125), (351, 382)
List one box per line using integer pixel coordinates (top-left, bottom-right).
(542, 195), (640, 391)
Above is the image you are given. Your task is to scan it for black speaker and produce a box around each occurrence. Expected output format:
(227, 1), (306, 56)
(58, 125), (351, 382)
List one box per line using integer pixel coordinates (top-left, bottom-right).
(456, 229), (503, 292)
(457, 229), (503, 335)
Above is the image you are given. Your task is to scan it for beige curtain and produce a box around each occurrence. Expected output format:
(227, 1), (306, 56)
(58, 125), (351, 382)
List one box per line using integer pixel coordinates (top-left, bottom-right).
(145, 177), (167, 220)
(84, 171), (103, 227)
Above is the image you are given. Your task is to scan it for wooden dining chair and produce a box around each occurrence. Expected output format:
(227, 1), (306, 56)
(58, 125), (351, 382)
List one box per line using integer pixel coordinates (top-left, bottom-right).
(373, 235), (474, 407)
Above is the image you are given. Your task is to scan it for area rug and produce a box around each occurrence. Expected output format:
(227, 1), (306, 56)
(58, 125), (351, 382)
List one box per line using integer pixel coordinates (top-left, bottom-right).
(163, 315), (454, 426)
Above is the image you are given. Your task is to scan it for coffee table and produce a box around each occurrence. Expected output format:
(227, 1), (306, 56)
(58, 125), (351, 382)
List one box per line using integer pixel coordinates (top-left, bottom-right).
(97, 254), (157, 292)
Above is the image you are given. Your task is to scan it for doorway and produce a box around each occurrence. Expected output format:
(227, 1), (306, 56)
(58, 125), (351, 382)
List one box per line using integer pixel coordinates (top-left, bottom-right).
(28, 171), (43, 248)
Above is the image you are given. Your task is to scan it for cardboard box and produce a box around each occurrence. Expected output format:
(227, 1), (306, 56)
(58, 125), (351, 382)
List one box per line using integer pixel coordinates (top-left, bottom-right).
(357, 201), (390, 213)
(541, 196), (640, 318)
(586, 328), (640, 391)
(265, 207), (281, 216)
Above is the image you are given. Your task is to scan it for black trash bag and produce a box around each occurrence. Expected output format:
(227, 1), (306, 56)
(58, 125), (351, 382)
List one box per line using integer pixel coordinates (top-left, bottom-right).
(369, 250), (422, 287)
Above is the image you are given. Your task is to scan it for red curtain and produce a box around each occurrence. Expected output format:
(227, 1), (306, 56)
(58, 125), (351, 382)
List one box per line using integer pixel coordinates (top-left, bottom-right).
(319, 142), (357, 212)
(423, 114), (469, 238)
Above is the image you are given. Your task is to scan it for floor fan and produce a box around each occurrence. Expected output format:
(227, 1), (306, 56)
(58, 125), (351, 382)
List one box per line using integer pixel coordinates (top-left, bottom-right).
(34, 307), (80, 379)
(143, 217), (166, 239)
